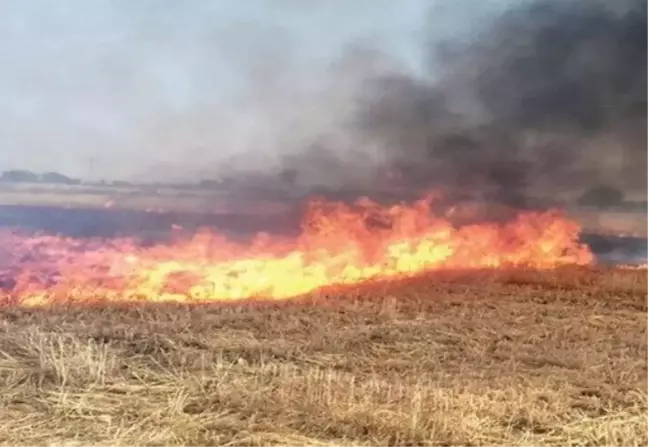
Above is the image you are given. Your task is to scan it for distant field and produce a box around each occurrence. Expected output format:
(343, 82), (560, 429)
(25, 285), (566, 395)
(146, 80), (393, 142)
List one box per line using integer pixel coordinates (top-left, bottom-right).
(0, 183), (294, 215)
(0, 182), (644, 238)
(574, 208), (647, 239)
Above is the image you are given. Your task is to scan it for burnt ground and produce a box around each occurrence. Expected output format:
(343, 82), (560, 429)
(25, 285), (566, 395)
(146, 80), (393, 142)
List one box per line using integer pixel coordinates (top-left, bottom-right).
(0, 204), (303, 242)
(0, 267), (645, 446)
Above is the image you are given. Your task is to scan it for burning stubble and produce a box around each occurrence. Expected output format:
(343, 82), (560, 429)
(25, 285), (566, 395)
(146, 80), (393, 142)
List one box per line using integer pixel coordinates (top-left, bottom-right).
(0, 195), (593, 306)
(0, 0), (644, 306)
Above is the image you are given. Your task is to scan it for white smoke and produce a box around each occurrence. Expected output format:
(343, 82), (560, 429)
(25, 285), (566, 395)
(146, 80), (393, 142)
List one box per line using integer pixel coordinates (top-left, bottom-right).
(0, 0), (517, 184)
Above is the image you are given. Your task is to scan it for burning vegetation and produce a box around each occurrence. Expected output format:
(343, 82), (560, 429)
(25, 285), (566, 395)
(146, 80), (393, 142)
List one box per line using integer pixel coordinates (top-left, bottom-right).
(0, 0), (644, 308)
(0, 195), (594, 306)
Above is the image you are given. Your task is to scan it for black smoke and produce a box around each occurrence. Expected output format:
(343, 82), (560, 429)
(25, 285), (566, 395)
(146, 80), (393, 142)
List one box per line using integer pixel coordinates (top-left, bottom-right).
(357, 0), (647, 207)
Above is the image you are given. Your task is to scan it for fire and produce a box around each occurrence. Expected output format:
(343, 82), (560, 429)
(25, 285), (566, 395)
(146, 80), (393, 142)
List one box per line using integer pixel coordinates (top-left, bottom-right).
(0, 196), (593, 306)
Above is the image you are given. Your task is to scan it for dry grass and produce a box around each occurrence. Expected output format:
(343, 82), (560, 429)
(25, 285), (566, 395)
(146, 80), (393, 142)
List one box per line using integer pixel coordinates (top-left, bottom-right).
(0, 267), (646, 446)
(570, 208), (648, 238)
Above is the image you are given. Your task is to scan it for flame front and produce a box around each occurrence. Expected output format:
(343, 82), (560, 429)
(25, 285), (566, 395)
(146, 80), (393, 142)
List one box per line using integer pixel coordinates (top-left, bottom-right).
(0, 197), (593, 306)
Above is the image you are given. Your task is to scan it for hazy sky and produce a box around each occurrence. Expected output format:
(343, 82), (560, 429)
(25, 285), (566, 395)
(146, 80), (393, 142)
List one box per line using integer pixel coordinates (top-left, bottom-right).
(0, 0), (513, 182)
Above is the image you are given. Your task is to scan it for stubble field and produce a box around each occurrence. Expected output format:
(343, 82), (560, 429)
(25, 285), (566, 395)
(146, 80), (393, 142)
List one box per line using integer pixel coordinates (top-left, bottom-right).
(0, 267), (646, 446)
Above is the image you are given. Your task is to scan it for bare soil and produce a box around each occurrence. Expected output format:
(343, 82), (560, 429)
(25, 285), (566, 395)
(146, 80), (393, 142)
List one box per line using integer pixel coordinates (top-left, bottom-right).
(0, 267), (646, 446)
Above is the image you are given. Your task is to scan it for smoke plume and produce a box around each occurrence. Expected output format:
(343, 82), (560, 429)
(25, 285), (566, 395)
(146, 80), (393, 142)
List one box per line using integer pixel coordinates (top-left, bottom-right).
(0, 0), (644, 207)
(353, 0), (646, 206)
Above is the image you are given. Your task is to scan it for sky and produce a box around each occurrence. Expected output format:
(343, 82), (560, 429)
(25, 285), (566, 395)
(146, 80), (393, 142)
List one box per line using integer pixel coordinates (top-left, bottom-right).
(0, 0), (514, 182)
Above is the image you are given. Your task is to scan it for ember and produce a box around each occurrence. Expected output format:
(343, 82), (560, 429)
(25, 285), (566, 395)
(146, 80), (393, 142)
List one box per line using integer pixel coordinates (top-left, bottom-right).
(0, 196), (593, 306)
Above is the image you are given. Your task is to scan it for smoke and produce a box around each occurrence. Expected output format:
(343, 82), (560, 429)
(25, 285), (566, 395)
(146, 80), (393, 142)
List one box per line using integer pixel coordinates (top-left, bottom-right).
(0, 0), (430, 183)
(0, 0), (644, 203)
(356, 0), (647, 205)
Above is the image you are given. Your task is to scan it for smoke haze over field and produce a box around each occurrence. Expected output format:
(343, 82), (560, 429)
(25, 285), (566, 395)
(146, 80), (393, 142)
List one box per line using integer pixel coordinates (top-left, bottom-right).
(0, 0), (447, 182)
(0, 0), (645, 202)
(357, 0), (647, 203)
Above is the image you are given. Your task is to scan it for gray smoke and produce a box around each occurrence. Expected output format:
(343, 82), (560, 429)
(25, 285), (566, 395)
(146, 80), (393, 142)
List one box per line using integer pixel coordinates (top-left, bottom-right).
(351, 0), (647, 206)
(1, 0), (644, 206)
(0, 0), (427, 184)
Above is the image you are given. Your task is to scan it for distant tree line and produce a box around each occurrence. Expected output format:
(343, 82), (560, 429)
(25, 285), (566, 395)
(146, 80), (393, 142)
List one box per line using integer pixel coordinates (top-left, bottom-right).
(0, 170), (81, 185)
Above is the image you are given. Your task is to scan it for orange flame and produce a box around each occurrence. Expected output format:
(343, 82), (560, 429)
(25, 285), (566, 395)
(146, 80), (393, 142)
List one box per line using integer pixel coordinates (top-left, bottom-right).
(0, 196), (593, 306)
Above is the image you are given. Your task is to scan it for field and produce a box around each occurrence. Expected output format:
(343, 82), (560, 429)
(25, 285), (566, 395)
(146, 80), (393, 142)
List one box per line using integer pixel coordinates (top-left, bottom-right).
(1, 267), (646, 446)
(0, 183), (294, 215)
(0, 184), (645, 445)
(0, 182), (646, 238)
